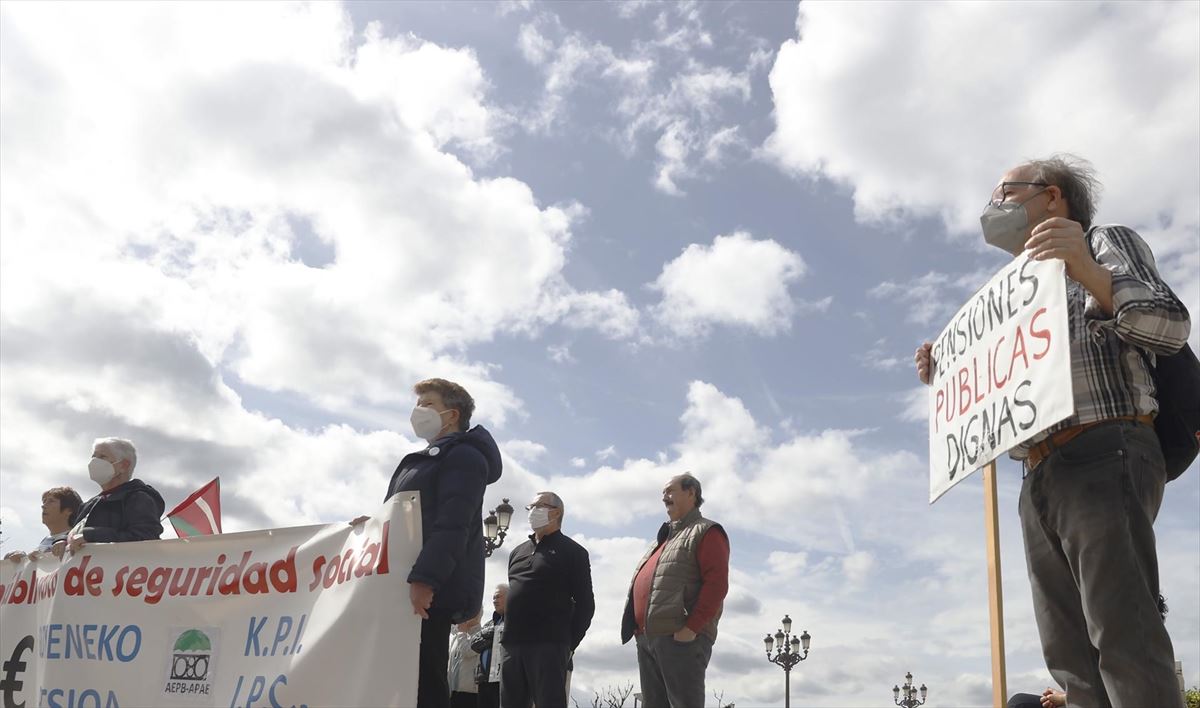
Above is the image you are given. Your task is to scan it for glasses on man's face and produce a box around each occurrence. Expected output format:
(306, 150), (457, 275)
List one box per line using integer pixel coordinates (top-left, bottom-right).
(988, 181), (1050, 208)
(525, 502), (558, 511)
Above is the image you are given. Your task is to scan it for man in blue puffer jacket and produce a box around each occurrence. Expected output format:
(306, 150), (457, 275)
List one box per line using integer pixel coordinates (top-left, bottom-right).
(358, 377), (502, 708)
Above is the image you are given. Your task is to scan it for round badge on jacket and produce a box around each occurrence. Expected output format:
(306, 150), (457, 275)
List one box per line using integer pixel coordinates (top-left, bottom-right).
(428, 446), (440, 456)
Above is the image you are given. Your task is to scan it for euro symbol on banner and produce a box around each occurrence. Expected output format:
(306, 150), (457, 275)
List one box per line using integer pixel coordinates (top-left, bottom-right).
(0, 635), (33, 708)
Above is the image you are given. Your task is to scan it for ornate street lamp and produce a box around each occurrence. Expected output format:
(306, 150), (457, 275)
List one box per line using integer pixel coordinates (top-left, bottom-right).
(763, 614), (811, 708)
(892, 671), (928, 708)
(482, 498), (514, 558)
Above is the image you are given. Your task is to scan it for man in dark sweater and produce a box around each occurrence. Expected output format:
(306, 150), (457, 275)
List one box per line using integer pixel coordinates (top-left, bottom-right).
(500, 491), (594, 708)
(66, 437), (165, 555)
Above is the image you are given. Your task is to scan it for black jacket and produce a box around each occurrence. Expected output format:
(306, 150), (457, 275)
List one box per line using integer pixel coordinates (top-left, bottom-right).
(469, 612), (505, 683)
(502, 530), (594, 650)
(77, 479), (165, 543)
(386, 425), (502, 622)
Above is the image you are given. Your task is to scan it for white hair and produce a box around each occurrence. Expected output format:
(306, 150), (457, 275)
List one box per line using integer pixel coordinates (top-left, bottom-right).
(537, 491), (565, 517)
(93, 437), (137, 474)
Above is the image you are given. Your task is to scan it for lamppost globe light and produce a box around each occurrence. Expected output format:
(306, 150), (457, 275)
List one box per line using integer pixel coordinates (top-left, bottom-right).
(496, 498), (514, 529)
(483, 511), (499, 542)
(763, 614), (810, 708)
(892, 671), (928, 708)
(800, 630), (811, 652)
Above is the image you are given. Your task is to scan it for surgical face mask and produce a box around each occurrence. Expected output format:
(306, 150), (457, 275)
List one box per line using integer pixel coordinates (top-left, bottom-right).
(410, 406), (450, 442)
(528, 507), (552, 530)
(88, 457), (116, 485)
(980, 188), (1047, 255)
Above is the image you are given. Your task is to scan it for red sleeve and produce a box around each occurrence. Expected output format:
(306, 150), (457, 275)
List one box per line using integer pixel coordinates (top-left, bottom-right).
(685, 527), (730, 633)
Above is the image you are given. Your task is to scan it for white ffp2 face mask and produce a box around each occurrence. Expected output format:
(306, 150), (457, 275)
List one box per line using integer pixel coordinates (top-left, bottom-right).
(88, 457), (116, 485)
(410, 406), (449, 443)
(980, 187), (1048, 255)
(528, 507), (551, 530)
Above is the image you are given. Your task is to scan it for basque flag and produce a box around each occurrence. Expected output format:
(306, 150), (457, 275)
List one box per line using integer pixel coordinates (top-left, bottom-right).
(167, 477), (223, 537)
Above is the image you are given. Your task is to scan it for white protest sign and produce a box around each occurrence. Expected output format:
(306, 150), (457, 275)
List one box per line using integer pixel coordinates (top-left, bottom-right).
(0, 494), (422, 708)
(928, 254), (1073, 503)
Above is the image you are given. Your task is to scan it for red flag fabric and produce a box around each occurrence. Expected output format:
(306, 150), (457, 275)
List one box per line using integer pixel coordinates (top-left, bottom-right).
(166, 477), (222, 537)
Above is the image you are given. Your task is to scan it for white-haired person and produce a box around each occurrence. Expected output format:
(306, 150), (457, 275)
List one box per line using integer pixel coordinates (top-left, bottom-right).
(61, 437), (165, 554)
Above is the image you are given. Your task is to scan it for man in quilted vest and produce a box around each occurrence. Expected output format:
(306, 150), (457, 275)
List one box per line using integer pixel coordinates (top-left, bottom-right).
(620, 473), (729, 708)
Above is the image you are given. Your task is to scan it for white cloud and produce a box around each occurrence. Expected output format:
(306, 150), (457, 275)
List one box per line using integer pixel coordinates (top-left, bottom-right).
(517, 22), (554, 65)
(558, 289), (641, 339)
(539, 381), (917, 554)
(767, 550), (809, 576)
(702, 125), (744, 165)
(0, 1), (639, 438)
(515, 9), (756, 194)
(841, 550), (874, 587)
(765, 0), (1200, 314)
(547, 344), (575, 364)
(651, 232), (807, 337)
(868, 267), (994, 326)
(796, 294), (834, 314)
(650, 2), (713, 53)
(501, 439), (548, 465)
(352, 22), (504, 163)
(497, 0), (532, 17)
(569, 457), (586, 468)
(900, 384), (930, 424)
(858, 337), (906, 371)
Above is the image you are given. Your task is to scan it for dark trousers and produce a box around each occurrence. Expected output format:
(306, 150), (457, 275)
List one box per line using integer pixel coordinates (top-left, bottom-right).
(634, 633), (713, 708)
(450, 691), (478, 708)
(478, 681), (499, 708)
(499, 642), (570, 708)
(1019, 420), (1183, 708)
(418, 610), (453, 708)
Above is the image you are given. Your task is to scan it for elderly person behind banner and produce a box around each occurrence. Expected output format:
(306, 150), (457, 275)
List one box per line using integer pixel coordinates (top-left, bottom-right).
(500, 492), (594, 708)
(915, 154), (1189, 707)
(621, 473), (729, 708)
(448, 610), (483, 708)
(471, 584), (507, 708)
(65, 438), (165, 554)
(4, 486), (83, 561)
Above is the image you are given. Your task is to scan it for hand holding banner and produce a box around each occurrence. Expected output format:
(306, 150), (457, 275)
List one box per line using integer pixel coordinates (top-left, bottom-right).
(928, 253), (1073, 502)
(1, 495), (422, 708)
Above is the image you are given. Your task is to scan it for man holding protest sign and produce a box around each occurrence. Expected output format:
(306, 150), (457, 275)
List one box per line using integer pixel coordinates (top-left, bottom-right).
(915, 155), (1190, 706)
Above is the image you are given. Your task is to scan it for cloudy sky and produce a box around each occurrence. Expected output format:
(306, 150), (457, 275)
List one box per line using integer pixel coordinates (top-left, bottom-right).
(1, 2), (1197, 705)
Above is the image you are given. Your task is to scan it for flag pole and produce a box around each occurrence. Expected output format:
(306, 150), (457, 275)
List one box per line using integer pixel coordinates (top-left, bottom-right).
(983, 460), (1007, 706)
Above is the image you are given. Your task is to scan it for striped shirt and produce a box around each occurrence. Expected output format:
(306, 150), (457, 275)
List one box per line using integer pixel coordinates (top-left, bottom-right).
(1011, 224), (1191, 459)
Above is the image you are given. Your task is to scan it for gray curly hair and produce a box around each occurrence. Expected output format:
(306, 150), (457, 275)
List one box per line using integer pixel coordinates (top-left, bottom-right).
(1021, 153), (1103, 231)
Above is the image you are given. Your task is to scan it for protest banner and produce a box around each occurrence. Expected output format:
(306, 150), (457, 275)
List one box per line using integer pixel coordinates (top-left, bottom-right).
(927, 253), (1073, 503)
(0, 494), (422, 708)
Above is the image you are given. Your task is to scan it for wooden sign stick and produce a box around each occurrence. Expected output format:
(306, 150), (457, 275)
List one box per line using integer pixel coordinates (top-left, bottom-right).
(983, 460), (1008, 706)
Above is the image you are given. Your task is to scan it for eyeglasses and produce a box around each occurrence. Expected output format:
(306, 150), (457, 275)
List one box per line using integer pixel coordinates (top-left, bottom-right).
(524, 503), (559, 510)
(988, 181), (1049, 208)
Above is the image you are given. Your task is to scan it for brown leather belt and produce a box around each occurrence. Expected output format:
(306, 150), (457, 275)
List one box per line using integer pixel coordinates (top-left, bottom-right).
(1025, 414), (1154, 470)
